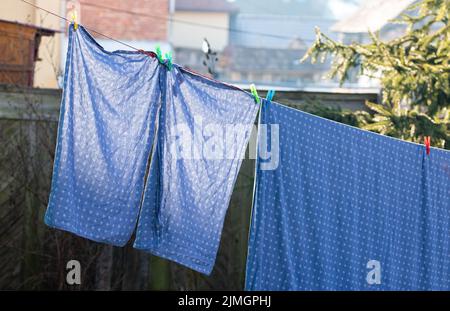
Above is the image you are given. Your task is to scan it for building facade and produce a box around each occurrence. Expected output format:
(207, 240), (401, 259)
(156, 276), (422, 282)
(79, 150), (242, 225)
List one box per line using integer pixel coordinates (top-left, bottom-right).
(171, 0), (237, 51)
(0, 0), (170, 88)
(0, 0), (64, 88)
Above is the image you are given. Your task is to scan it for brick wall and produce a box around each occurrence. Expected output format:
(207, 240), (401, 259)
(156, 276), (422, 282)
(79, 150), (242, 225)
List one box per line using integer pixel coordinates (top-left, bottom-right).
(79, 0), (168, 40)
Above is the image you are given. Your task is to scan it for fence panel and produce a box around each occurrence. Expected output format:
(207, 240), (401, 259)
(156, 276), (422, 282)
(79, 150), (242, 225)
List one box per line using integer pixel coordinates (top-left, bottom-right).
(0, 85), (376, 290)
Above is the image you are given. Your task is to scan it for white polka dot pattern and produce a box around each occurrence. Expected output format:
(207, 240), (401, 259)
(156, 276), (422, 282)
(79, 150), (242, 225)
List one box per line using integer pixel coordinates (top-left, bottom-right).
(45, 26), (161, 246)
(134, 67), (259, 275)
(246, 101), (450, 290)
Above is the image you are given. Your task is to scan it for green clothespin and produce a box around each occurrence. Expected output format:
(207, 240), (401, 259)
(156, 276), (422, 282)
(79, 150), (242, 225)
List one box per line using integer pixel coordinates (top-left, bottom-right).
(165, 50), (173, 70)
(266, 90), (275, 102)
(155, 45), (164, 64)
(155, 45), (172, 70)
(250, 84), (260, 105)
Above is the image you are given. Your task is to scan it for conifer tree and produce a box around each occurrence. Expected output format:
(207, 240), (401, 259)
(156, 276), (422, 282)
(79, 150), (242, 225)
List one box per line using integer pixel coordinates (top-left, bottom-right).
(302, 0), (450, 149)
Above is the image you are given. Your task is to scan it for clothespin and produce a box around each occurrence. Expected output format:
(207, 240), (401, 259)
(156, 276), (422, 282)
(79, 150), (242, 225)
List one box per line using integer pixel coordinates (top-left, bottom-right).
(155, 45), (164, 64)
(250, 84), (260, 105)
(71, 9), (78, 31)
(154, 45), (172, 70)
(266, 90), (275, 102)
(424, 136), (431, 155)
(164, 50), (173, 70)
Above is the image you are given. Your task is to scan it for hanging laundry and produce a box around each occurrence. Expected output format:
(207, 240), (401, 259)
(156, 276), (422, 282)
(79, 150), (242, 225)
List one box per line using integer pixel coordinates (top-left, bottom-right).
(45, 25), (259, 275)
(246, 101), (450, 290)
(45, 25), (162, 246)
(134, 67), (259, 275)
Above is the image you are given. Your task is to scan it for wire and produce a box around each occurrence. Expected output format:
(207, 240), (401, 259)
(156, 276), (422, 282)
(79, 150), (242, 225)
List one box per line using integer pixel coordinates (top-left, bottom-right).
(20, 0), (143, 52)
(18, 0), (253, 96)
(17, 0), (310, 97)
(80, 1), (315, 43)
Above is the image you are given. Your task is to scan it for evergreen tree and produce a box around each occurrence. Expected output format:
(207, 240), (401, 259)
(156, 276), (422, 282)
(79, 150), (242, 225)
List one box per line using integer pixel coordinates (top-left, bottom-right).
(302, 0), (450, 149)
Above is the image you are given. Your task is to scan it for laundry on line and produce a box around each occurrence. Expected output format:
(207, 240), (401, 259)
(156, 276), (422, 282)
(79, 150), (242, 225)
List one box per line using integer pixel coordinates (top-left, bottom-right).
(45, 25), (258, 275)
(44, 25), (450, 289)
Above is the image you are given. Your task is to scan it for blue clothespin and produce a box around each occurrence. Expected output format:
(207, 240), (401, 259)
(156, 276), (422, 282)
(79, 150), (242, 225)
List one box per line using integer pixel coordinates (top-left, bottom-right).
(250, 84), (260, 105)
(266, 90), (275, 102)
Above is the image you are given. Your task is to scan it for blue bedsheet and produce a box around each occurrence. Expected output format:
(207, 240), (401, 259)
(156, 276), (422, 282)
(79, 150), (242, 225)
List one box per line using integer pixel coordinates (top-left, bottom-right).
(45, 25), (161, 246)
(46, 25), (259, 275)
(246, 101), (450, 290)
(134, 67), (259, 274)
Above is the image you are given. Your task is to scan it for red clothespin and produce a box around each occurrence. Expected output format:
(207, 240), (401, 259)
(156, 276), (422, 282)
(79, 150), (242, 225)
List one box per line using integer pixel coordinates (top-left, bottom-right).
(424, 136), (431, 155)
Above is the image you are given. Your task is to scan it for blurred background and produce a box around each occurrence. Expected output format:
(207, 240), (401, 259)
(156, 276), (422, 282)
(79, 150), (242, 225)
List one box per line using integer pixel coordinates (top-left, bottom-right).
(2, 0), (444, 290)
(0, 0), (405, 89)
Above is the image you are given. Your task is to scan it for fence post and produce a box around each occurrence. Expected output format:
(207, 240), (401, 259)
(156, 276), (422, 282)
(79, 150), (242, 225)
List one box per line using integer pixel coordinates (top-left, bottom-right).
(22, 119), (44, 288)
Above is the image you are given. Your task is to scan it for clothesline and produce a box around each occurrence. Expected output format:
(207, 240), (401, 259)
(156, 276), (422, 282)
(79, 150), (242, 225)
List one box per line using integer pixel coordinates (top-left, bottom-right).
(20, 0), (143, 52)
(45, 25), (260, 275)
(81, 1), (317, 43)
(19, 0), (274, 102)
(20, 0), (315, 48)
(14, 0), (441, 150)
(43, 24), (450, 288)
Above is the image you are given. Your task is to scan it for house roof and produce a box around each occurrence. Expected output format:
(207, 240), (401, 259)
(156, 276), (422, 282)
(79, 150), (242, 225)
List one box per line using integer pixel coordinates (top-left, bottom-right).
(0, 18), (59, 35)
(230, 14), (337, 49)
(331, 0), (416, 33)
(230, 0), (334, 18)
(221, 45), (329, 72)
(175, 0), (239, 13)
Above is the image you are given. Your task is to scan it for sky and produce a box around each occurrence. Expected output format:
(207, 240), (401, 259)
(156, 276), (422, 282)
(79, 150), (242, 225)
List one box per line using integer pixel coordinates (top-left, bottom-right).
(226, 0), (364, 20)
(328, 0), (364, 19)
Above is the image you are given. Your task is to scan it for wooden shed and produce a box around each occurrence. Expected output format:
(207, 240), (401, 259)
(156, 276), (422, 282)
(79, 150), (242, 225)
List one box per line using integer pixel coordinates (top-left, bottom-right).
(0, 19), (56, 87)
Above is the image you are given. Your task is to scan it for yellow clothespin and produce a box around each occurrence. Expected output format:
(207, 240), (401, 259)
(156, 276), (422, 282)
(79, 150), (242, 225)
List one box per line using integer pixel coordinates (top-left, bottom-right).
(71, 9), (78, 31)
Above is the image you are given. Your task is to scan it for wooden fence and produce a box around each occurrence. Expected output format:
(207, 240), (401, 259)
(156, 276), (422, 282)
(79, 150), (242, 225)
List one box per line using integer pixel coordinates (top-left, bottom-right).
(0, 84), (378, 290)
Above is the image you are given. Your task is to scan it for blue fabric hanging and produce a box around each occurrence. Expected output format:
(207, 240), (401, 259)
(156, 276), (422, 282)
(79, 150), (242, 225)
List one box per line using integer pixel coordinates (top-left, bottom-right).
(46, 25), (259, 274)
(134, 67), (259, 275)
(45, 25), (162, 246)
(246, 101), (450, 290)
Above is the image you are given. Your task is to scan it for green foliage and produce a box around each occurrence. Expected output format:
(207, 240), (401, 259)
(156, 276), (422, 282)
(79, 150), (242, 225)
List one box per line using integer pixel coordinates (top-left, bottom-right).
(302, 0), (450, 149)
(298, 101), (371, 127)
